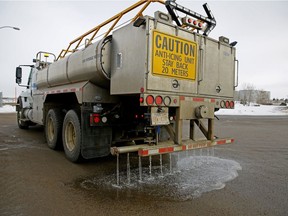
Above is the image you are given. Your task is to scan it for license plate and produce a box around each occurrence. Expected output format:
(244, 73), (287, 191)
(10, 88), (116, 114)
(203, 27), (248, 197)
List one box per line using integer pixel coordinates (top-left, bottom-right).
(151, 112), (169, 126)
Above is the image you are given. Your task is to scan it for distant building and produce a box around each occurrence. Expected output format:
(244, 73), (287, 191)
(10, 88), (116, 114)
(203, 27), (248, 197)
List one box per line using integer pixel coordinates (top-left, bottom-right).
(235, 90), (271, 105)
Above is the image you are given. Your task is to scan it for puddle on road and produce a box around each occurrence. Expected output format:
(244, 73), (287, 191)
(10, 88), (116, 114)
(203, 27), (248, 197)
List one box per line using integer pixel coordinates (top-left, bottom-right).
(76, 154), (242, 201)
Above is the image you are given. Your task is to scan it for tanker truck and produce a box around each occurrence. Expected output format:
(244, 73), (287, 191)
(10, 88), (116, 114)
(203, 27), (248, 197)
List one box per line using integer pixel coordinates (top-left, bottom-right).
(15, 0), (238, 162)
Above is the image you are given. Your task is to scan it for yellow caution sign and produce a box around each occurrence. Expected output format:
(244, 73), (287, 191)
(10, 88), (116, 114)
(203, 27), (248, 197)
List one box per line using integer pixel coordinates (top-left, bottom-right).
(152, 31), (197, 80)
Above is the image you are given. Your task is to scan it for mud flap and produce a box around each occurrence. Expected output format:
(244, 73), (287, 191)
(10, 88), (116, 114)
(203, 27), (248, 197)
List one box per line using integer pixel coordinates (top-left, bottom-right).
(81, 107), (112, 159)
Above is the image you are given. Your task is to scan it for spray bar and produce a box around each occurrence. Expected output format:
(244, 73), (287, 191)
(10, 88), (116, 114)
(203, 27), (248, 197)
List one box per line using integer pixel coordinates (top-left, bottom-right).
(111, 138), (234, 157)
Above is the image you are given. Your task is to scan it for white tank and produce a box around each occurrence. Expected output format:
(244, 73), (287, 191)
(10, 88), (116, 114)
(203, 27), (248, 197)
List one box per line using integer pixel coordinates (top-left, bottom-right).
(36, 36), (111, 89)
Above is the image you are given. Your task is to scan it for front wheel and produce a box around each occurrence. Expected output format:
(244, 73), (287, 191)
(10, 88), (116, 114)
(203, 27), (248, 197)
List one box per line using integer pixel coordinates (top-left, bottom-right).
(62, 110), (82, 162)
(16, 98), (29, 129)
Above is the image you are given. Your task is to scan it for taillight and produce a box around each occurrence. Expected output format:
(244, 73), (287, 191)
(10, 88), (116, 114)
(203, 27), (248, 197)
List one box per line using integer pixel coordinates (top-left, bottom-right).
(146, 95), (154, 105)
(90, 114), (108, 125)
(135, 114), (144, 119)
(164, 96), (171, 106)
(225, 101), (230, 108)
(90, 113), (100, 124)
(220, 100), (225, 108)
(101, 116), (108, 123)
(155, 96), (163, 106)
(230, 101), (235, 108)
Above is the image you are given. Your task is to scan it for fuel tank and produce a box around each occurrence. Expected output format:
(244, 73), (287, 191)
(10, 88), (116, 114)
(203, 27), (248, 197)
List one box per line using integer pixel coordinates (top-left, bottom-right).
(36, 36), (111, 89)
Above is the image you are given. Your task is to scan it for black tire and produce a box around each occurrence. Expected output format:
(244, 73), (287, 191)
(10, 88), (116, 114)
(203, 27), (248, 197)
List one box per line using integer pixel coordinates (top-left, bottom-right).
(17, 98), (29, 129)
(62, 110), (82, 162)
(45, 109), (63, 150)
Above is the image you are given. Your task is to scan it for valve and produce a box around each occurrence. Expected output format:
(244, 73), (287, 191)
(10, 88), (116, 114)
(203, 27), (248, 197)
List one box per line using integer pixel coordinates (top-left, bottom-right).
(195, 105), (209, 119)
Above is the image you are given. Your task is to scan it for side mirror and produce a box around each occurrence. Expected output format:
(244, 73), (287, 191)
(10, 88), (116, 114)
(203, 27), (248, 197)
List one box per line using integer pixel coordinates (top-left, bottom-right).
(16, 66), (22, 84)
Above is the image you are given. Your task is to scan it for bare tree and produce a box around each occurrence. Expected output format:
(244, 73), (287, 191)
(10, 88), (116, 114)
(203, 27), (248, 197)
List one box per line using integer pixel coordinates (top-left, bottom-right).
(242, 83), (256, 106)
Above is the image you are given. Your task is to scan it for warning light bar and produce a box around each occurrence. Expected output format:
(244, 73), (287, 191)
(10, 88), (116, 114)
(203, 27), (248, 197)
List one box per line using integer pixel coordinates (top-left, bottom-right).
(165, 1), (216, 36)
(181, 17), (203, 30)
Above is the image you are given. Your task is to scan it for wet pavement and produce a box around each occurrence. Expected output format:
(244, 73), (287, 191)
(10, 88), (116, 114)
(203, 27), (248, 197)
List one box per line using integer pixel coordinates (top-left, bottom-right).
(0, 113), (288, 216)
(77, 154), (242, 201)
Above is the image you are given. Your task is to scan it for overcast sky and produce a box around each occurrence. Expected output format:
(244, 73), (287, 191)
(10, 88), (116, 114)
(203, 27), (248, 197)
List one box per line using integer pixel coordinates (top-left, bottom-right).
(0, 0), (287, 99)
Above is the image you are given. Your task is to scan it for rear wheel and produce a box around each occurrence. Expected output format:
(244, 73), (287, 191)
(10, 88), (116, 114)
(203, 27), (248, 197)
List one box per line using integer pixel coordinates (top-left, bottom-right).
(62, 110), (82, 162)
(17, 98), (29, 129)
(45, 109), (63, 150)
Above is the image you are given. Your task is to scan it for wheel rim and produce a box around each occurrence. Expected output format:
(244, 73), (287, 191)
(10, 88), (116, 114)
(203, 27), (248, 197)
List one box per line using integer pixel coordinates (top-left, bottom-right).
(47, 117), (54, 142)
(17, 110), (22, 125)
(65, 121), (76, 152)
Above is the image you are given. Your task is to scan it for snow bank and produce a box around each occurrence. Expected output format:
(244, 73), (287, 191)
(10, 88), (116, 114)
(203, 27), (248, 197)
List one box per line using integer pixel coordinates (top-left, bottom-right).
(1, 103), (287, 116)
(0, 105), (16, 113)
(217, 103), (288, 116)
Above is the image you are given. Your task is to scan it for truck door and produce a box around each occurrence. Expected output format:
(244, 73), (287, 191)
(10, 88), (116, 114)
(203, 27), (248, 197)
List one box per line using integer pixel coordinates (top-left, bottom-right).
(198, 36), (236, 98)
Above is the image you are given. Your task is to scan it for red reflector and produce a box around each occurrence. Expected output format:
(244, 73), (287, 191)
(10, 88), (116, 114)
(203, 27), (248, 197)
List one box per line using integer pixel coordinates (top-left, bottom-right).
(139, 97), (144, 103)
(173, 98), (177, 104)
(230, 101), (235, 108)
(139, 149), (149, 156)
(225, 101), (230, 108)
(217, 140), (227, 145)
(193, 20), (197, 25)
(159, 147), (174, 154)
(188, 18), (192, 23)
(146, 95), (154, 105)
(155, 96), (163, 105)
(140, 87), (144, 93)
(198, 22), (202, 27)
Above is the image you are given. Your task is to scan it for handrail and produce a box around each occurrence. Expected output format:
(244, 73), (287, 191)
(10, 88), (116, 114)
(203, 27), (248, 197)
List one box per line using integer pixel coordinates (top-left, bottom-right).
(234, 59), (239, 88)
(57, 0), (165, 60)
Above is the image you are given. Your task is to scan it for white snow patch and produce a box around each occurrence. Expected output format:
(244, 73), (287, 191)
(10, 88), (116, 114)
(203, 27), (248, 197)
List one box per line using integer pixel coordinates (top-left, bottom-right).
(0, 105), (16, 113)
(1, 102), (287, 116)
(217, 102), (288, 116)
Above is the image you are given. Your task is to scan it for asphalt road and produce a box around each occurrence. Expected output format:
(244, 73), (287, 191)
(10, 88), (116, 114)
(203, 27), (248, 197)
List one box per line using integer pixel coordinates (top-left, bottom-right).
(0, 113), (287, 216)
